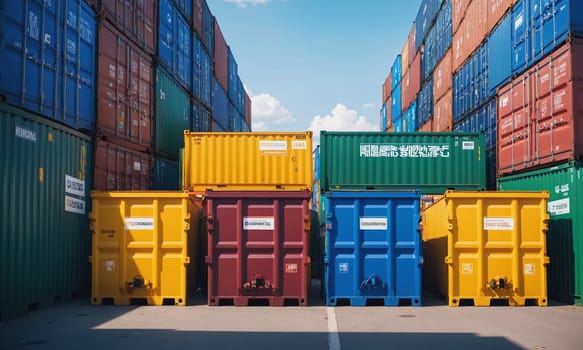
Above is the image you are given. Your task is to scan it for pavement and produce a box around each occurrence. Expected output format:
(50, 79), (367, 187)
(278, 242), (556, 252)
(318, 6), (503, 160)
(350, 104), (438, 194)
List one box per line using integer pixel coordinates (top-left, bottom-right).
(1, 280), (582, 350)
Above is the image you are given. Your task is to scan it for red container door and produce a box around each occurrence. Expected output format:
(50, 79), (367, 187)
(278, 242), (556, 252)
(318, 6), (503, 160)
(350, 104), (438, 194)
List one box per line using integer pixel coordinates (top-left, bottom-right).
(205, 191), (311, 306)
(100, 0), (156, 54)
(94, 139), (152, 190)
(213, 20), (228, 92)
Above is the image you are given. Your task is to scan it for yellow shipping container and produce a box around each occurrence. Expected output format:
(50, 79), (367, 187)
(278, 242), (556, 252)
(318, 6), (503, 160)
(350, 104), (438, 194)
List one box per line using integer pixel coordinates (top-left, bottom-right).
(182, 131), (313, 191)
(422, 191), (550, 306)
(90, 191), (202, 306)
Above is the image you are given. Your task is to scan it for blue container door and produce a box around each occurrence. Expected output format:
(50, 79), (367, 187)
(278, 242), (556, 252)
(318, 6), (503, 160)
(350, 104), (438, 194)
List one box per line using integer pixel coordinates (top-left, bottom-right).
(394, 117), (402, 132)
(158, 0), (174, 71)
(391, 84), (402, 122)
(512, 0), (531, 75)
(212, 77), (228, 129)
(177, 14), (191, 92)
(324, 191), (422, 306)
(488, 13), (512, 94)
(391, 55), (402, 89)
(381, 104), (387, 131)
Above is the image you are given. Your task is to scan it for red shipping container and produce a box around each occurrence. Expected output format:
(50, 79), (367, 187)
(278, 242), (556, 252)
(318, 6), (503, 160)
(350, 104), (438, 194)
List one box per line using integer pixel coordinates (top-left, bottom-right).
(418, 118), (433, 132)
(205, 191), (311, 306)
(96, 0), (156, 54)
(486, 0), (516, 34)
(382, 73), (392, 104)
(497, 38), (583, 176)
(94, 139), (152, 190)
(401, 25), (415, 77)
(214, 19), (229, 92)
(386, 95), (392, 130)
(452, 0), (471, 35)
(433, 90), (453, 132)
(407, 24), (416, 67)
(433, 49), (452, 101)
(97, 22), (153, 152)
(193, 0), (204, 37)
(402, 51), (422, 112)
(453, 0), (487, 71)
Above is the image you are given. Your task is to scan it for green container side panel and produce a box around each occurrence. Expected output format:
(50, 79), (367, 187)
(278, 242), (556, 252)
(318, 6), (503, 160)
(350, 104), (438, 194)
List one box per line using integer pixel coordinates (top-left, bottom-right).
(0, 103), (93, 321)
(155, 68), (191, 160)
(498, 161), (583, 305)
(319, 132), (486, 194)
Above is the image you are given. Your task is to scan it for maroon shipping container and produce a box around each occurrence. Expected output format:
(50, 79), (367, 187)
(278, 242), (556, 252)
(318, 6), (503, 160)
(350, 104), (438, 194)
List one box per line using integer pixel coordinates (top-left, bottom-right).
(244, 91), (252, 129)
(193, 0), (203, 37)
(434, 49), (452, 101)
(204, 191), (311, 306)
(382, 73), (392, 104)
(94, 139), (152, 190)
(453, 0), (487, 71)
(402, 50), (421, 112)
(214, 19), (228, 92)
(497, 38), (583, 176)
(95, 0), (156, 54)
(487, 0), (515, 34)
(97, 21), (153, 152)
(407, 24), (416, 67)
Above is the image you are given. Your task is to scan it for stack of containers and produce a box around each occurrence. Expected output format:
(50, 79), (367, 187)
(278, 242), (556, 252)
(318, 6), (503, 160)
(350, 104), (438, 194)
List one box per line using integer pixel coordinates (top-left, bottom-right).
(182, 132), (313, 306)
(381, 71), (392, 131)
(390, 56), (403, 131)
(496, 0), (583, 305)
(319, 131), (486, 307)
(0, 0), (96, 321)
(401, 24), (421, 132)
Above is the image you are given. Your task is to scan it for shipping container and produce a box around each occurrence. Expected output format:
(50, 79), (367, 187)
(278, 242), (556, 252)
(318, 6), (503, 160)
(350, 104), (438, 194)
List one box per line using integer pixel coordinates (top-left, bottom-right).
(324, 191), (422, 306)
(415, 0), (445, 51)
(453, 98), (497, 150)
(487, 0), (515, 34)
(381, 104), (388, 131)
(401, 26), (411, 77)
(393, 117), (403, 132)
(228, 47), (238, 104)
(498, 161), (583, 305)
(193, 0), (203, 37)
(94, 139), (152, 190)
(90, 191), (202, 306)
(433, 90), (453, 131)
(488, 12), (512, 94)
(391, 55), (402, 89)
(422, 0), (452, 83)
(93, 0), (156, 54)
(453, 0), (487, 72)
(193, 33), (212, 108)
(155, 67), (191, 160)
(422, 191), (550, 306)
(418, 79), (434, 126)
(214, 19), (228, 92)
(402, 51), (421, 112)
(158, 0), (192, 92)
(319, 131), (486, 194)
(204, 191), (311, 306)
(497, 38), (583, 176)
(511, 0), (530, 74)
(404, 101), (418, 132)
(182, 131), (313, 191)
(452, 0), (471, 34)
(172, 0), (192, 23)
(192, 98), (212, 132)
(97, 22), (153, 152)
(212, 77), (229, 130)
(0, 0), (96, 131)
(453, 42), (491, 123)
(152, 157), (180, 190)
(244, 91), (252, 130)
(201, 1), (214, 54)
(391, 83), (402, 122)
(382, 74), (391, 105)
(0, 103), (92, 321)
(418, 117), (434, 132)
(434, 49), (452, 101)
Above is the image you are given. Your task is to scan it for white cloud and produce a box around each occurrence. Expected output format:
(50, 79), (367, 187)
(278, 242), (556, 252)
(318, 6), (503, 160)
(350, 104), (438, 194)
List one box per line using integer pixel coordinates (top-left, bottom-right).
(251, 93), (296, 125)
(308, 104), (378, 146)
(225, 0), (270, 8)
(362, 103), (375, 109)
(252, 120), (266, 131)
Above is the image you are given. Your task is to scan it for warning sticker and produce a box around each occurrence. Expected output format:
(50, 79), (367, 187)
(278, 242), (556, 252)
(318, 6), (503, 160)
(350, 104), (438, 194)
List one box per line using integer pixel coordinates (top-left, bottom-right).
(338, 263), (349, 273)
(286, 263), (298, 273)
(259, 140), (287, 155)
(243, 217), (275, 230)
(105, 260), (115, 272)
(462, 263), (473, 274)
(124, 218), (154, 230)
(484, 217), (514, 231)
(524, 263), (535, 275)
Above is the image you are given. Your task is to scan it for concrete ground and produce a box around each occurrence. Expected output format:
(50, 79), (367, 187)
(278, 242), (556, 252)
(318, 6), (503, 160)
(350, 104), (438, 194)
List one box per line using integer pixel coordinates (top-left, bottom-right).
(1, 280), (582, 350)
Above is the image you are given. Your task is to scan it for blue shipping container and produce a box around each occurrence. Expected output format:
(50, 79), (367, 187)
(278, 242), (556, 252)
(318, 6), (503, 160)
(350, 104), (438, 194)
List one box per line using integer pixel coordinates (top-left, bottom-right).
(159, 0), (192, 92)
(202, 1), (214, 55)
(192, 98), (211, 132)
(453, 42), (490, 123)
(415, 0), (445, 51)
(417, 79), (433, 126)
(172, 0), (192, 23)
(404, 101), (417, 132)
(488, 12), (512, 94)
(391, 83), (402, 122)
(193, 33), (212, 108)
(422, 0), (452, 82)
(324, 191), (422, 306)
(152, 157), (180, 190)
(394, 117), (403, 132)
(453, 98), (496, 150)
(228, 48), (238, 105)
(391, 55), (402, 89)
(381, 104), (387, 131)
(212, 77), (228, 129)
(512, 0), (531, 75)
(0, 0), (96, 131)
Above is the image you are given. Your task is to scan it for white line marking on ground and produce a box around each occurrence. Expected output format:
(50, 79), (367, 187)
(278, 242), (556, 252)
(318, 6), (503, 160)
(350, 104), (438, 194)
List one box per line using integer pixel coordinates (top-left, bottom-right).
(327, 307), (341, 350)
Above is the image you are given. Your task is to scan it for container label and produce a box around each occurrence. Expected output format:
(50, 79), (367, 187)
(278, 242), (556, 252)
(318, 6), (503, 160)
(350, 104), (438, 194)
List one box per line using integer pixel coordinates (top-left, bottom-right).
(462, 141), (474, 150)
(243, 217), (275, 230)
(124, 218), (154, 230)
(65, 175), (85, 197)
(359, 217), (388, 230)
(15, 125), (37, 142)
(548, 198), (570, 216)
(292, 140), (307, 149)
(359, 144), (450, 158)
(462, 263), (473, 274)
(259, 140), (287, 155)
(65, 196), (85, 214)
(134, 161), (142, 171)
(105, 260), (115, 272)
(483, 217), (514, 230)
(285, 263), (298, 273)
(338, 262), (349, 273)
(524, 263), (535, 275)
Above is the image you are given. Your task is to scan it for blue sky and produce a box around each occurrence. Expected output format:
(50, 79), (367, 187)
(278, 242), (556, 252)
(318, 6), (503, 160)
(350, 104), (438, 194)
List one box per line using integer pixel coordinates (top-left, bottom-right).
(208, 0), (421, 145)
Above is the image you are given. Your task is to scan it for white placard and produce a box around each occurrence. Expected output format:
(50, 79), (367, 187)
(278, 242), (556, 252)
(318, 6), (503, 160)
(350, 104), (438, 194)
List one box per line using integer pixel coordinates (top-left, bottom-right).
(292, 140), (307, 149)
(259, 140), (287, 151)
(462, 141), (475, 150)
(359, 217), (388, 230)
(65, 196), (85, 214)
(65, 175), (85, 197)
(548, 198), (570, 216)
(124, 218), (154, 230)
(243, 217), (275, 230)
(483, 217), (514, 231)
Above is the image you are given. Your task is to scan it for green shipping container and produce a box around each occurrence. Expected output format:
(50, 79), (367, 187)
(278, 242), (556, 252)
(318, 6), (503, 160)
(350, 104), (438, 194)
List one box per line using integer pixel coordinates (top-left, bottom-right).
(0, 103), (93, 321)
(498, 161), (583, 305)
(155, 67), (191, 160)
(319, 132), (486, 194)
